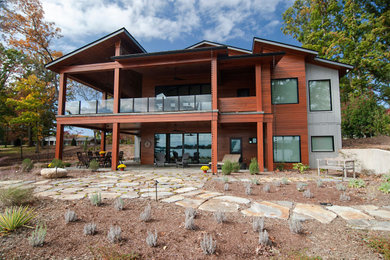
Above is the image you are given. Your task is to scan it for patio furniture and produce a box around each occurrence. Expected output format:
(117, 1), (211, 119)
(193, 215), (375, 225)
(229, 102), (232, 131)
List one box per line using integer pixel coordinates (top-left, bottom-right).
(76, 152), (89, 168)
(119, 151), (124, 164)
(87, 151), (93, 162)
(192, 152), (200, 164)
(104, 152), (112, 167)
(317, 157), (355, 179)
(155, 152), (166, 167)
(176, 153), (190, 168)
(214, 154), (241, 168)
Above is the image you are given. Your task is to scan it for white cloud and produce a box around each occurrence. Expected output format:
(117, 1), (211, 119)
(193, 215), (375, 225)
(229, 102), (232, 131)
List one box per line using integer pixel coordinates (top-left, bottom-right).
(41, 0), (292, 47)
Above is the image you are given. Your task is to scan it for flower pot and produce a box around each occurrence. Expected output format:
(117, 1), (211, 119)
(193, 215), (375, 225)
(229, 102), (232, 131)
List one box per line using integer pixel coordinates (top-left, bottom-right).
(120, 168), (124, 171)
(203, 170), (207, 173)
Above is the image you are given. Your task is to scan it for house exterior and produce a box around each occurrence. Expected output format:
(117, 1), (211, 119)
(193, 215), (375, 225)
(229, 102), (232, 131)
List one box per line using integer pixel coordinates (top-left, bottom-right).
(46, 28), (353, 173)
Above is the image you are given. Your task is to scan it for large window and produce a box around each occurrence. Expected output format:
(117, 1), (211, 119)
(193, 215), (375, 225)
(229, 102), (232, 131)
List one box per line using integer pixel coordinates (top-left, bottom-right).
(155, 84), (211, 97)
(273, 136), (301, 163)
(271, 78), (298, 104)
(309, 80), (332, 111)
(311, 136), (334, 152)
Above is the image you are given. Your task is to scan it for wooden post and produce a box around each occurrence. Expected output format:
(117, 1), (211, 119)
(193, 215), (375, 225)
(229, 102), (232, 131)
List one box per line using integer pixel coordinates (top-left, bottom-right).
(113, 68), (120, 113)
(58, 73), (67, 116)
(55, 123), (64, 159)
(111, 123), (120, 170)
(257, 122), (264, 172)
(211, 56), (218, 174)
(211, 120), (218, 174)
(211, 57), (218, 111)
(100, 131), (106, 152)
(266, 122), (274, 171)
(255, 64), (262, 111)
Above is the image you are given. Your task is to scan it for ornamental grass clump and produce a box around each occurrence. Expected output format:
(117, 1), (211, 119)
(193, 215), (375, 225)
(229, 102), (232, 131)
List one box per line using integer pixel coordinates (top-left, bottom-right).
(224, 183), (229, 191)
(140, 204), (152, 222)
(185, 215), (196, 230)
(49, 158), (64, 168)
(349, 179), (366, 188)
(89, 159), (99, 172)
(252, 178), (260, 185)
(232, 162), (240, 173)
(281, 178), (289, 185)
(107, 225), (122, 243)
(303, 189), (314, 198)
(317, 179), (324, 188)
(64, 210), (77, 223)
(274, 181), (281, 187)
(146, 230), (158, 247)
(379, 182), (390, 194)
(90, 193), (102, 206)
(336, 183), (347, 191)
(245, 183), (252, 195)
(84, 223), (97, 236)
(0, 186), (34, 206)
(252, 217), (264, 232)
(296, 182), (307, 192)
(200, 234), (216, 255)
(214, 210), (226, 224)
(259, 230), (271, 246)
(222, 160), (233, 175)
(28, 222), (47, 247)
(222, 176), (229, 183)
(289, 218), (303, 234)
(249, 158), (259, 175)
(21, 158), (34, 172)
(339, 192), (351, 201)
(0, 206), (35, 233)
(185, 208), (197, 219)
(263, 184), (271, 193)
(114, 197), (124, 211)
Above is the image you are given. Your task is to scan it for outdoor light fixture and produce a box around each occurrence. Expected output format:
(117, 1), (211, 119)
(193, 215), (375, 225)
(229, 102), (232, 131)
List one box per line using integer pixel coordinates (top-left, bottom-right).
(249, 137), (257, 144)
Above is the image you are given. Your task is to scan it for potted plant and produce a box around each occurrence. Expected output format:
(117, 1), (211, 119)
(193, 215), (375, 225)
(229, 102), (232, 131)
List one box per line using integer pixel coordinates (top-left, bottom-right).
(99, 151), (106, 157)
(117, 164), (126, 171)
(201, 165), (209, 173)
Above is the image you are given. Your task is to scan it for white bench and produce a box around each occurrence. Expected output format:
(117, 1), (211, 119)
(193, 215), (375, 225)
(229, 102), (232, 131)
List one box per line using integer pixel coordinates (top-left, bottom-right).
(317, 158), (355, 179)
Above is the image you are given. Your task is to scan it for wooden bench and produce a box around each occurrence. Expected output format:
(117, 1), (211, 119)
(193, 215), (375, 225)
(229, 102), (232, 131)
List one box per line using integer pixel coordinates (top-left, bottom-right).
(317, 158), (355, 179)
(209, 154), (241, 168)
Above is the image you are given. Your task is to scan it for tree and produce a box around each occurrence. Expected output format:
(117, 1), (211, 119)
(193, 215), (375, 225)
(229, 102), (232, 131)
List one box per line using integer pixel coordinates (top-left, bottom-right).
(282, 0), (390, 104)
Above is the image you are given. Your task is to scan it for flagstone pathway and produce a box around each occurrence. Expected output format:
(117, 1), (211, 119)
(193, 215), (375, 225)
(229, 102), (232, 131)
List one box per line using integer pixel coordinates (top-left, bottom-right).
(1, 168), (390, 231)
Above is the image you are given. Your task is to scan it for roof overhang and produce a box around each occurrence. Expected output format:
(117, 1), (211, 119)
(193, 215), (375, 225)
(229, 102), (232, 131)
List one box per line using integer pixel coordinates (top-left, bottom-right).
(186, 40), (252, 54)
(218, 52), (285, 69)
(253, 37), (318, 55)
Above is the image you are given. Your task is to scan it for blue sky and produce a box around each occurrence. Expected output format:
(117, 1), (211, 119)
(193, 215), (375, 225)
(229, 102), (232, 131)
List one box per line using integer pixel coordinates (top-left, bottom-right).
(42, 0), (299, 55)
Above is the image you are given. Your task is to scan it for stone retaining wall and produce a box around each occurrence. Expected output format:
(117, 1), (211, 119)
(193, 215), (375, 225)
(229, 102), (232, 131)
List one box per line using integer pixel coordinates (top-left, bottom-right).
(339, 148), (390, 175)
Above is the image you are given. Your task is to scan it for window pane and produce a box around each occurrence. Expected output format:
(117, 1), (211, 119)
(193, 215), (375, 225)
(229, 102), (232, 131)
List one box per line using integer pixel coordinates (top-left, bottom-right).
(230, 138), (242, 154)
(312, 136), (334, 152)
(271, 78), (298, 104)
(273, 136), (300, 162)
(154, 134), (166, 155)
(184, 133), (198, 162)
(309, 80), (331, 111)
(199, 133), (211, 163)
(170, 134), (183, 161)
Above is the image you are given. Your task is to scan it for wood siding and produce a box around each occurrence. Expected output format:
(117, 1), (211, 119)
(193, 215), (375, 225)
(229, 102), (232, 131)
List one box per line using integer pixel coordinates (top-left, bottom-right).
(218, 97), (257, 112)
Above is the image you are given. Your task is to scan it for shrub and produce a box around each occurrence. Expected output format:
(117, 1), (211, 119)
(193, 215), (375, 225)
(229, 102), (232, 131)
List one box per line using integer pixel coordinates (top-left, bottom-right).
(185, 215), (196, 230)
(107, 225), (122, 243)
(382, 174), (390, 183)
(281, 177), (289, 185)
(317, 179), (324, 188)
(274, 181), (281, 187)
(114, 197), (124, 211)
(263, 184), (271, 193)
(185, 208), (196, 219)
(49, 158), (64, 168)
(275, 163), (285, 171)
(21, 158), (34, 172)
(303, 189), (314, 198)
(64, 210), (77, 223)
(224, 183), (229, 191)
(379, 182), (390, 194)
(349, 179), (366, 188)
(140, 204), (152, 222)
(89, 159), (99, 171)
(214, 210), (226, 224)
(222, 160), (233, 175)
(0, 186), (34, 206)
(0, 206), (35, 233)
(245, 183), (252, 195)
(200, 234), (216, 255)
(366, 236), (390, 259)
(252, 217), (264, 232)
(336, 183), (347, 191)
(64, 162), (72, 167)
(84, 223), (97, 236)
(146, 230), (158, 247)
(289, 219), (303, 234)
(29, 222), (47, 247)
(259, 230), (271, 246)
(292, 163), (309, 173)
(232, 162), (240, 172)
(249, 158), (259, 175)
(90, 193), (102, 206)
(296, 182), (308, 192)
(222, 176), (229, 183)
(252, 178), (260, 185)
(339, 192), (351, 201)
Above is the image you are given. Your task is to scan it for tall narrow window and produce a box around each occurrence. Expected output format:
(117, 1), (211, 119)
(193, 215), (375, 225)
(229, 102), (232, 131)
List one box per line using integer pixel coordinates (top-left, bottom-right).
(309, 80), (332, 111)
(311, 136), (334, 152)
(273, 136), (301, 163)
(271, 78), (298, 104)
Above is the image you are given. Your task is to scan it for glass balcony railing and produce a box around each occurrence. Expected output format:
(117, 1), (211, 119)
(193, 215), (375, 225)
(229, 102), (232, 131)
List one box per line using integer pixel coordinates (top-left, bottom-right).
(64, 95), (212, 115)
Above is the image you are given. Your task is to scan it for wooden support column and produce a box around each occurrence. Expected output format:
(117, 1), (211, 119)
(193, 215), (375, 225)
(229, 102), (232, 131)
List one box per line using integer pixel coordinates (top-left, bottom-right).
(55, 123), (64, 159)
(113, 68), (120, 113)
(211, 120), (218, 174)
(255, 64), (262, 111)
(211, 56), (218, 174)
(266, 122), (274, 171)
(111, 123), (120, 170)
(58, 73), (67, 116)
(100, 131), (106, 152)
(257, 122), (264, 172)
(211, 57), (218, 111)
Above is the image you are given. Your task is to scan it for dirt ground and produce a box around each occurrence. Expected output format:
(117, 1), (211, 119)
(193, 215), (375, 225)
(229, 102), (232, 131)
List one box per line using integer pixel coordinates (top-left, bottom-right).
(343, 135), (390, 150)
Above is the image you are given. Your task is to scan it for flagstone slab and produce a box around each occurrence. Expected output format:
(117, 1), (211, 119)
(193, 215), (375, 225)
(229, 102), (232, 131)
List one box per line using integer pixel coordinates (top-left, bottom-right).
(353, 205), (379, 212)
(274, 201), (294, 209)
(327, 205), (373, 220)
(120, 192), (139, 199)
(98, 192), (121, 199)
(241, 201), (290, 219)
(175, 198), (205, 209)
(364, 208), (390, 220)
(293, 203), (337, 224)
(161, 195), (185, 203)
(35, 190), (59, 197)
(33, 180), (50, 185)
(290, 213), (313, 222)
(174, 187), (198, 194)
(214, 195), (250, 205)
(56, 193), (85, 200)
(196, 192), (222, 200)
(347, 219), (390, 231)
(61, 187), (83, 194)
(140, 191), (174, 198)
(116, 182), (139, 187)
(198, 199), (240, 212)
(181, 190), (205, 197)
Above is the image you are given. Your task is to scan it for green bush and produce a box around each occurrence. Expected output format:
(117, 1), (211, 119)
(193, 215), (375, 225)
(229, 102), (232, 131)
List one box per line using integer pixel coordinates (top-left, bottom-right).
(222, 160), (233, 175)
(49, 158), (64, 168)
(90, 193), (102, 206)
(383, 174), (390, 183)
(71, 138), (77, 146)
(0, 206), (35, 234)
(348, 179), (366, 188)
(292, 163), (309, 173)
(379, 182), (390, 194)
(29, 222), (47, 247)
(0, 186), (34, 206)
(249, 158), (259, 175)
(89, 159), (99, 172)
(21, 158), (34, 172)
(366, 236), (390, 260)
(64, 162), (71, 167)
(275, 163), (285, 171)
(232, 162), (240, 172)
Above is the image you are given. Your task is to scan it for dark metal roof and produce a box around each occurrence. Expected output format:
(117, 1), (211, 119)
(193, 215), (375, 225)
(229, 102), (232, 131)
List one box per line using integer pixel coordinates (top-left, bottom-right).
(186, 40), (252, 54)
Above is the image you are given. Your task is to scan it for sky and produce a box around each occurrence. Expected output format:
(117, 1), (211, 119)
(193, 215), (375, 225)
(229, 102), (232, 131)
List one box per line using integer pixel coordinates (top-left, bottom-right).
(41, 0), (299, 54)
(40, 0), (300, 136)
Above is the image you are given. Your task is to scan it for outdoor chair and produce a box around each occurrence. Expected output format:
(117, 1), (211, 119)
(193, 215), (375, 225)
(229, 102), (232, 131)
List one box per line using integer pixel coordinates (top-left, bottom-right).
(176, 153), (190, 168)
(192, 152), (200, 164)
(95, 151), (99, 157)
(104, 152), (112, 167)
(214, 154), (241, 168)
(87, 151), (93, 162)
(76, 152), (89, 168)
(118, 151), (124, 164)
(155, 152), (166, 167)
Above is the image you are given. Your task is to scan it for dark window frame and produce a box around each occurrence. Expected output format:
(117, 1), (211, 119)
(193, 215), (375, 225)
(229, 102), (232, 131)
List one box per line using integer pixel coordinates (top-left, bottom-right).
(230, 137), (242, 154)
(271, 77), (299, 105)
(273, 135), (301, 163)
(311, 136), (334, 152)
(155, 83), (211, 97)
(308, 79), (332, 112)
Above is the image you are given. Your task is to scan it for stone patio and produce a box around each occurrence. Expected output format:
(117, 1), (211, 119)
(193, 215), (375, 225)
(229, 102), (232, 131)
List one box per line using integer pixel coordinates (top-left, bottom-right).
(1, 166), (390, 231)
